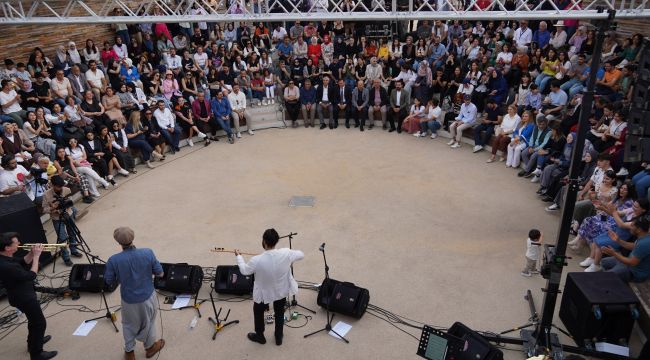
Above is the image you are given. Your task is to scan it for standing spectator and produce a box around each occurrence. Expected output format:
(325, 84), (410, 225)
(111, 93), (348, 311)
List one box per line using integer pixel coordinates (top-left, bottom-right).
(521, 229), (542, 277)
(42, 175), (83, 266)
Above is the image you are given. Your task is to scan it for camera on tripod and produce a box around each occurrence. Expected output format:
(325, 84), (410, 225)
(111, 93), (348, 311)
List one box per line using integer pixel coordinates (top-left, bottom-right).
(54, 195), (74, 211)
(29, 168), (49, 185)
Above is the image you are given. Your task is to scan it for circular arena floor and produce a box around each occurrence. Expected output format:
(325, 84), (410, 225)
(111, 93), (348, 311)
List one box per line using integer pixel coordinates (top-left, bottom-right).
(4, 127), (594, 360)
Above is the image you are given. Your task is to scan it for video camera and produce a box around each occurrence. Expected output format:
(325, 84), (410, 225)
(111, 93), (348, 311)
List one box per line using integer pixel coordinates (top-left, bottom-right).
(29, 167), (49, 185)
(54, 194), (74, 211)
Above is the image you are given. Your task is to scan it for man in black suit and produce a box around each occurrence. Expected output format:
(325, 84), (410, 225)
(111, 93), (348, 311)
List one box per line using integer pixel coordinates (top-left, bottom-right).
(316, 76), (336, 129)
(333, 79), (352, 129)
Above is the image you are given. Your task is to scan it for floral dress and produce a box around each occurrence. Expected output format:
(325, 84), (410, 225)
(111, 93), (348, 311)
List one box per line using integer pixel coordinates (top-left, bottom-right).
(578, 197), (632, 243)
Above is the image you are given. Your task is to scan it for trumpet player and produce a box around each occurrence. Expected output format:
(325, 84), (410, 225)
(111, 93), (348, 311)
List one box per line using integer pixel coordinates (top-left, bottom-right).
(0, 232), (58, 360)
(42, 175), (84, 266)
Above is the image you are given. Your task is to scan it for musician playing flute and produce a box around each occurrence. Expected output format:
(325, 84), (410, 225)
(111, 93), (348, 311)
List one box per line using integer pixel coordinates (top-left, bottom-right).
(235, 228), (304, 346)
(0, 232), (58, 360)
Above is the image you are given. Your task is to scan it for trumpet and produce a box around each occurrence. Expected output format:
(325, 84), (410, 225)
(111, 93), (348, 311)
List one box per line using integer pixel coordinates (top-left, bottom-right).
(18, 243), (68, 251)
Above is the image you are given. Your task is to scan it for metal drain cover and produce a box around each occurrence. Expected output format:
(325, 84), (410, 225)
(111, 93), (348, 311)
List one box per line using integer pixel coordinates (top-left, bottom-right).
(289, 196), (315, 207)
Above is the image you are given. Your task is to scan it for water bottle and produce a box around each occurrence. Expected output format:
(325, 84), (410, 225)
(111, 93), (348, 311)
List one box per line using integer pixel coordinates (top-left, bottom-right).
(189, 315), (198, 330)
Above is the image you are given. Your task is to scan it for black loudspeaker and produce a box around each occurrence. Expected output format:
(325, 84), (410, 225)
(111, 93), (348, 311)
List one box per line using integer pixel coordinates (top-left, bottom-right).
(627, 108), (650, 136)
(0, 193), (52, 266)
(559, 272), (640, 346)
(632, 80), (650, 110)
(69, 264), (118, 293)
(447, 322), (504, 360)
(154, 263), (203, 294)
(638, 40), (650, 82)
(214, 265), (254, 295)
(317, 278), (369, 319)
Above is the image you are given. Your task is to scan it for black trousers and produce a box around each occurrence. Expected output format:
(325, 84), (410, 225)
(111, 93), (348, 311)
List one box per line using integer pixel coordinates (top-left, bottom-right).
(333, 105), (351, 126)
(253, 298), (286, 339)
(196, 117), (220, 136)
(285, 102), (300, 122)
(15, 298), (46, 358)
(388, 107), (407, 130)
(353, 106), (366, 127)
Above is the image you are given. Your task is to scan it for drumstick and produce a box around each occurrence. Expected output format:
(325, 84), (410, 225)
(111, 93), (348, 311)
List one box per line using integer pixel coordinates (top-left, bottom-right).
(210, 247), (258, 256)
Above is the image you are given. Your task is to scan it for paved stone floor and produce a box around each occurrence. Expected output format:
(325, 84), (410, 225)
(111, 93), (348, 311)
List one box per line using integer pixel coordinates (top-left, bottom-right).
(0, 128), (640, 359)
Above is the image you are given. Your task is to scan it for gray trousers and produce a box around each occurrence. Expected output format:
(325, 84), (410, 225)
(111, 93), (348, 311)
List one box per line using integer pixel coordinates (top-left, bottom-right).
(317, 102), (333, 125)
(231, 110), (250, 133)
(522, 150), (539, 173)
(121, 292), (158, 352)
(301, 104), (316, 127)
(523, 257), (538, 273)
(368, 106), (387, 127)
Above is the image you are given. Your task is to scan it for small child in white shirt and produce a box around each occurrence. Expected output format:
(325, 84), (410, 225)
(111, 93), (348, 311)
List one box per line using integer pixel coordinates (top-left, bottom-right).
(522, 229), (542, 277)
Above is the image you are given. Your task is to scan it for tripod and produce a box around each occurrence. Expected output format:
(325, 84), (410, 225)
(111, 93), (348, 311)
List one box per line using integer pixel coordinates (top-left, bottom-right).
(279, 232), (316, 314)
(304, 243), (349, 343)
(57, 212), (120, 333)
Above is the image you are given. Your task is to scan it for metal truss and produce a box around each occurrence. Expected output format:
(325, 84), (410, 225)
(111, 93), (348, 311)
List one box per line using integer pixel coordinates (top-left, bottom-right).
(1, 0), (649, 25)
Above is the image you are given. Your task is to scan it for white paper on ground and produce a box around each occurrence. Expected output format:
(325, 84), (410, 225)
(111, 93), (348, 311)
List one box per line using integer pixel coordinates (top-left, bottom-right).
(328, 321), (352, 340)
(73, 320), (97, 336)
(172, 295), (192, 309)
(595, 342), (629, 357)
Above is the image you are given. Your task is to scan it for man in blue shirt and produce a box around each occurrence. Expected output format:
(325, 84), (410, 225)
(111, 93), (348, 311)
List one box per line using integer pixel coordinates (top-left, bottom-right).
(602, 216), (650, 282)
(210, 90), (235, 144)
(300, 79), (317, 127)
(275, 37), (293, 62)
(105, 227), (165, 360)
(532, 21), (551, 50)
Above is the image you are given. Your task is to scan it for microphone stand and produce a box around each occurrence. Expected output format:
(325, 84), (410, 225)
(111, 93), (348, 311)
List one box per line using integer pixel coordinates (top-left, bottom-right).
(304, 243), (349, 343)
(279, 232), (316, 314)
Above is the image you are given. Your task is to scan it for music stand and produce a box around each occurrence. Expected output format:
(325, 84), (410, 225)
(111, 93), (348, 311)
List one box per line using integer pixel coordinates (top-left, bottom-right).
(279, 232), (316, 314)
(304, 243), (349, 343)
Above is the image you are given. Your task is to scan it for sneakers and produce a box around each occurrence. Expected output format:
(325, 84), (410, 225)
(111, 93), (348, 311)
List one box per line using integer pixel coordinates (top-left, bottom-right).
(447, 139), (455, 145)
(531, 175), (540, 183)
(248, 128), (255, 135)
(228, 135), (235, 144)
(431, 133), (437, 139)
(145, 161), (155, 169)
(152, 151), (163, 161)
(198, 132), (207, 139)
(579, 257), (594, 267)
(584, 264), (601, 272)
(413, 131), (422, 137)
(187, 138), (194, 147)
(262, 99), (268, 106)
(118, 169), (130, 176)
(236, 132), (242, 138)
(64, 259), (73, 266)
(270, 99), (275, 104)
(532, 168), (542, 176)
(520, 271), (532, 277)
(524, 171), (535, 179)
(616, 167), (629, 177)
(451, 143), (461, 148)
(473, 145), (483, 153)
(545, 203), (559, 211)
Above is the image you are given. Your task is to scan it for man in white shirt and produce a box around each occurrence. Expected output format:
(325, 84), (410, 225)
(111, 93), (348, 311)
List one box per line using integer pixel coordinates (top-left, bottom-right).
(415, 98), (442, 139)
(165, 48), (183, 77)
(152, 101), (181, 152)
(0, 154), (31, 197)
(227, 84), (253, 138)
(448, 94), (478, 148)
(235, 229), (304, 346)
(513, 20), (533, 52)
(0, 80), (27, 127)
(85, 60), (107, 100)
(50, 70), (74, 107)
(272, 24), (288, 44)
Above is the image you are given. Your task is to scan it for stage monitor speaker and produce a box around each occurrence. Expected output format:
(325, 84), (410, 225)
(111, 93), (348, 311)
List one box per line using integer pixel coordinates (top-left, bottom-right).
(154, 263), (203, 294)
(317, 278), (369, 319)
(447, 322), (504, 360)
(214, 265), (254, 295)
(559, 272), (639, 346)
(69, 264), (118, 293)
(0, 193), (52, 266)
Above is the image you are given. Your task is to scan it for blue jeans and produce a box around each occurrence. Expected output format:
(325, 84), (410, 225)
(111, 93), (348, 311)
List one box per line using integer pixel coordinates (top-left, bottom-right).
(128, 139), (153, 162)
(535, 73), (553, 92)
(160, 124), (181, 149)
(214, 115), (233, 137)
(601, 257), (632, 283)
(420, 120), (441, 134)
(52, 209), (79, 261)
(473, 123), (495, 147)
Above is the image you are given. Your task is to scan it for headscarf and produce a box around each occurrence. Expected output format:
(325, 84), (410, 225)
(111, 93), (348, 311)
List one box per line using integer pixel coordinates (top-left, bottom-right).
(56, 45), (67, 63)
(68, 42), (81, 64)
(563, 132), (575, 160)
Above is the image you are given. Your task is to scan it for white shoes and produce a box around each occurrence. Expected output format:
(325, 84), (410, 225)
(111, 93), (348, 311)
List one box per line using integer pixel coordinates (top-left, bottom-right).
(579, 257), (594, 267)
(198, 132), (207, 139)
(451, 143), (460, 149)
(545, 203), (559, 211)
(531, 175), (540, 183)
(270, 99), (275, 104)
(187, 138), (194, 147)
(145, 161), (155, 169)
(413, 131), (421, 137)
(431, 133), (437, 139)
(473, 145), (483, 153)
(152, 151), (163, 161)
(532, 168), (542, 176)
(447, 139), (455, 146)
(118, 169), (130, 176)
(616, 167), (629, 177)
(262, 99), (268, 106)
(236, 132), (242, 138)
(248, 129), (255, 135)
(584, 264), (601, 272)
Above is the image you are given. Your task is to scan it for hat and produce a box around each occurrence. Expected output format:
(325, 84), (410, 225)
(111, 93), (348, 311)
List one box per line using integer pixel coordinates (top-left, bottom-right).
(554, 20), (565, 27)
(51, 175), (65, 187)
(463, 94), (472, 101)
(113, 227), (135, 246)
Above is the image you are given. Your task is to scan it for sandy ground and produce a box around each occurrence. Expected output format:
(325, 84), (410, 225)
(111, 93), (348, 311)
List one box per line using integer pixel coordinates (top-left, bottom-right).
(0, 127), (636, 359)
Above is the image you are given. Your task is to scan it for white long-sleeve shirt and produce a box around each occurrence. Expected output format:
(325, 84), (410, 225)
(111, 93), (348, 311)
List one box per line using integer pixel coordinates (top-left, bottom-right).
(236, 248), (304, 304)
(513, 27), (532, 48)
(455, 102), (478, 124)
(228, 90), (247, 111)
(153, 107), (176, 129)
(111, 129), (129, 150)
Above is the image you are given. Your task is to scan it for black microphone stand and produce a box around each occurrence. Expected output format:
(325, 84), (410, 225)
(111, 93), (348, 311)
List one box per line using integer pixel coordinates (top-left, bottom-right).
(304, 243), (349, 343)
(279, 232), (316, 314)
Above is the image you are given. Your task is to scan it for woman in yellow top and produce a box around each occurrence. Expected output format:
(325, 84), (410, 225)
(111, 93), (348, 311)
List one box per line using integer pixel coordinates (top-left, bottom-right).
(534, 48), (560, 93)
(377, 38), (390, 63)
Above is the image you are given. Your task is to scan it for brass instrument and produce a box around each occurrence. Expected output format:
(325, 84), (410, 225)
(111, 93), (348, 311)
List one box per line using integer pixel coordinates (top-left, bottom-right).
(210, 247), (258, 256)
(18, 243), (68, 251)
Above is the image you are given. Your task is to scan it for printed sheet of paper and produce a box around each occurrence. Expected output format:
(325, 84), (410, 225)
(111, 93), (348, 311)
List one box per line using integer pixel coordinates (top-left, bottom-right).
(73, 320), (97, 336)
(595, 342), (629, 357)
(328, 321), (352, 340)
(172, 295), (192, 309)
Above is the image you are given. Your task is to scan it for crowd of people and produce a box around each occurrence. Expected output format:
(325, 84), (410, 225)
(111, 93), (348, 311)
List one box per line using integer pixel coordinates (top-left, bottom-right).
(0, 14), (648, 283)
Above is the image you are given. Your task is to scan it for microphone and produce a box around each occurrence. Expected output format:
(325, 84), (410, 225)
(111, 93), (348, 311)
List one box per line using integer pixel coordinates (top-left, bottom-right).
(319, 243), (325, 252)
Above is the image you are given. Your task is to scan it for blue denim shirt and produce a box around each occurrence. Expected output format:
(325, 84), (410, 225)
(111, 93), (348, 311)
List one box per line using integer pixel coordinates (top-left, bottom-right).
(211, 97), (232, 119)
(105, 247), (163, 304)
